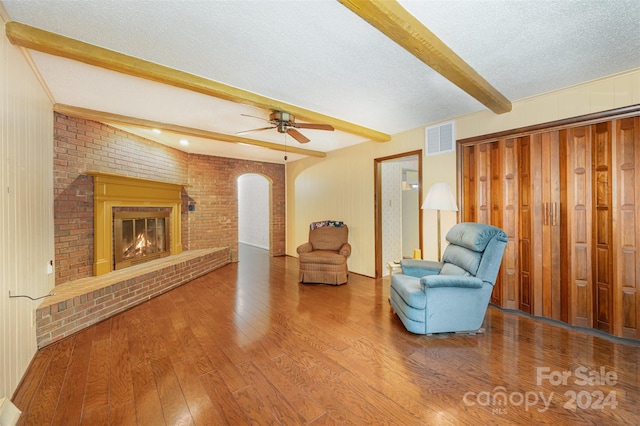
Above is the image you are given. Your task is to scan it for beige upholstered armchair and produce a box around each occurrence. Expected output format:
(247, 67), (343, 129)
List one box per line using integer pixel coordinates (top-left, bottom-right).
(297, 221), (351, 285)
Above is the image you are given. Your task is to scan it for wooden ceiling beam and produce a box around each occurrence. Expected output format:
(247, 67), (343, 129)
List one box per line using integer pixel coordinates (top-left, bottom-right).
(6, 21), (391, 142)
(339, 0), (512, 114)
(53, 104), (327, 158)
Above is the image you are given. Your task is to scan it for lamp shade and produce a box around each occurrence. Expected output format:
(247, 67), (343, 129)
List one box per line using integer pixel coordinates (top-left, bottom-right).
(421, 182), (458, 211)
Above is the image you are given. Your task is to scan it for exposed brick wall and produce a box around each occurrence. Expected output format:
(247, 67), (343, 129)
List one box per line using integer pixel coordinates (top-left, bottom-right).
(186, 154), (286, 260)
(54, 113), (188, 284)
(54, 113), (285, 284)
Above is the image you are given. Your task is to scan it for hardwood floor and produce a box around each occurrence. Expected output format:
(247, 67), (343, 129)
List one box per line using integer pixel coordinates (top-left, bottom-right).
(12, 244), (640, 425)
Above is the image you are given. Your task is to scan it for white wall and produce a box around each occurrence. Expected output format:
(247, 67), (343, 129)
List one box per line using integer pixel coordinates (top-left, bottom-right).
(402, 188), (419, 258)
(0, 15), (54, 399)
(286, 68), (640, 277)
(238, 173), (270, 250)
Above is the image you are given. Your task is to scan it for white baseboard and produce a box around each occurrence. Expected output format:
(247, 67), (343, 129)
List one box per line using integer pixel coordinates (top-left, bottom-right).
(0, 397), (21, 426)
(238, 241), (269, 250)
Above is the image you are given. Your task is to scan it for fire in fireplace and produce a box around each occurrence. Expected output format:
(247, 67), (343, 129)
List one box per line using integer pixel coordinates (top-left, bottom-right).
(113, 210), (171, 269)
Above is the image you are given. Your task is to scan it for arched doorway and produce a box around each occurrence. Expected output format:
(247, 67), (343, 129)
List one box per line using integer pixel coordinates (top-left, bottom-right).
(237, 173), (270, 250)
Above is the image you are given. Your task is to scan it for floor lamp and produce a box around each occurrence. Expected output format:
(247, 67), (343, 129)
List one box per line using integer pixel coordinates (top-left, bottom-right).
(422, 182), (458, 261)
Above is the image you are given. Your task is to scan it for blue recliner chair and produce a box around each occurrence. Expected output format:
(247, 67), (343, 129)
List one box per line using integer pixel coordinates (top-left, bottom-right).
(390, 222), (507, 334)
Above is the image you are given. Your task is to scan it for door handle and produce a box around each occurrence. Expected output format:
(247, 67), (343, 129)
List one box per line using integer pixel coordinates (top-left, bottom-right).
(544, 202), (549, 226)
(552, 202), (557, 226)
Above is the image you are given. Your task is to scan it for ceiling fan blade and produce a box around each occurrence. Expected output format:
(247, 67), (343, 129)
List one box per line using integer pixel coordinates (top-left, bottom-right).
(294, 123), (334, 131)
(240, 113), (270, 122)
(235, 126), (275, 135)
(287, 128), (310, 144)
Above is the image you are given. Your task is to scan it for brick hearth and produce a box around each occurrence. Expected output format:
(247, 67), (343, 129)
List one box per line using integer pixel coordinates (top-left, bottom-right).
(36, 248), (230, 348)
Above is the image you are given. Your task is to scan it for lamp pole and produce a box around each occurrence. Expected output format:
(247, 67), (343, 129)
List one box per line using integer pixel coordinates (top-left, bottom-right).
(436, 209), (442, 262)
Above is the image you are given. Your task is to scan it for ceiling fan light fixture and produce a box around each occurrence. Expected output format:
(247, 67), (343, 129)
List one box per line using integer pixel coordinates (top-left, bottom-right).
(238, 110), (332, 144)
(270, 111), (293, 124)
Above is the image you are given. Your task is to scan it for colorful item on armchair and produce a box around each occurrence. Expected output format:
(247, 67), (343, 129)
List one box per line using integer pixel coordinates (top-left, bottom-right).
(310, 220), (344, 230)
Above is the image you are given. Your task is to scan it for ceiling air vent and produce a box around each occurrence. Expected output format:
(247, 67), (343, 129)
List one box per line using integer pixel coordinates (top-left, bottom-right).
(425, 121), (455, 156)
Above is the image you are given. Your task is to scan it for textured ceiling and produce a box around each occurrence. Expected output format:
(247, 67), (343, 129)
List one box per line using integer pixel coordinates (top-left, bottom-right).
(2, 0), (639, 163)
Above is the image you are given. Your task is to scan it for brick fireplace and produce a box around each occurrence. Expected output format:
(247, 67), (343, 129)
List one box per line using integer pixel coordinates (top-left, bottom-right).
(44, 112), (286, 348)
(87, 171), (184, 276)
(42, 170), (232, 349)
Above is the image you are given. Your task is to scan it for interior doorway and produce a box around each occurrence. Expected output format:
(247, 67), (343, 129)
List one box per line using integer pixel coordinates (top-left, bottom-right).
(374, 150), (423, 278)
(237, 173), (270, 250)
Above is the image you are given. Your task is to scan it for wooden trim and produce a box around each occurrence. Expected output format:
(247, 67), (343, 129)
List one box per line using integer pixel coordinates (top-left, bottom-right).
(458, 104), (640, 146)
(7, 21), (391, 143)
(338, 0), (511, 114)
(374, 161), (382, 278)
(54, 104), (327, 158)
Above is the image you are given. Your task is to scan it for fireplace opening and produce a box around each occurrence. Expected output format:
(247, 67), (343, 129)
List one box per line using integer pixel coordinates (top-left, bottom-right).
(113, 210), (171, 270)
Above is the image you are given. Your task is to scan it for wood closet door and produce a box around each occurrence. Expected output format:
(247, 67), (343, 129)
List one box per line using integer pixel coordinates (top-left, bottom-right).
(462, 145), (477, 222)
(461, 141), (519, 308)
(615, 116), (640, 339)
(458, 109), (640, 340)
(462, 142), (498, 225)
(530, 132), (562, 319)
(489, 142), (503, 305)
(462, 141), (503, 306)
(487, 140), (520, 308)
(475, 143), (493, 225)
(592, 122), (613, 332)
(498, 139), (519, 310)
(564, 126), (594, 328)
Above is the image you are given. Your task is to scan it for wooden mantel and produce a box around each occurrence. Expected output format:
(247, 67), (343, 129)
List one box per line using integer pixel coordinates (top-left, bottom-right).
(87, 171), (185, 276)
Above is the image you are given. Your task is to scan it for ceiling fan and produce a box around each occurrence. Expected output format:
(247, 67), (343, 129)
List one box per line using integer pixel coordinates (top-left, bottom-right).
(237, 111), (334, 144)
